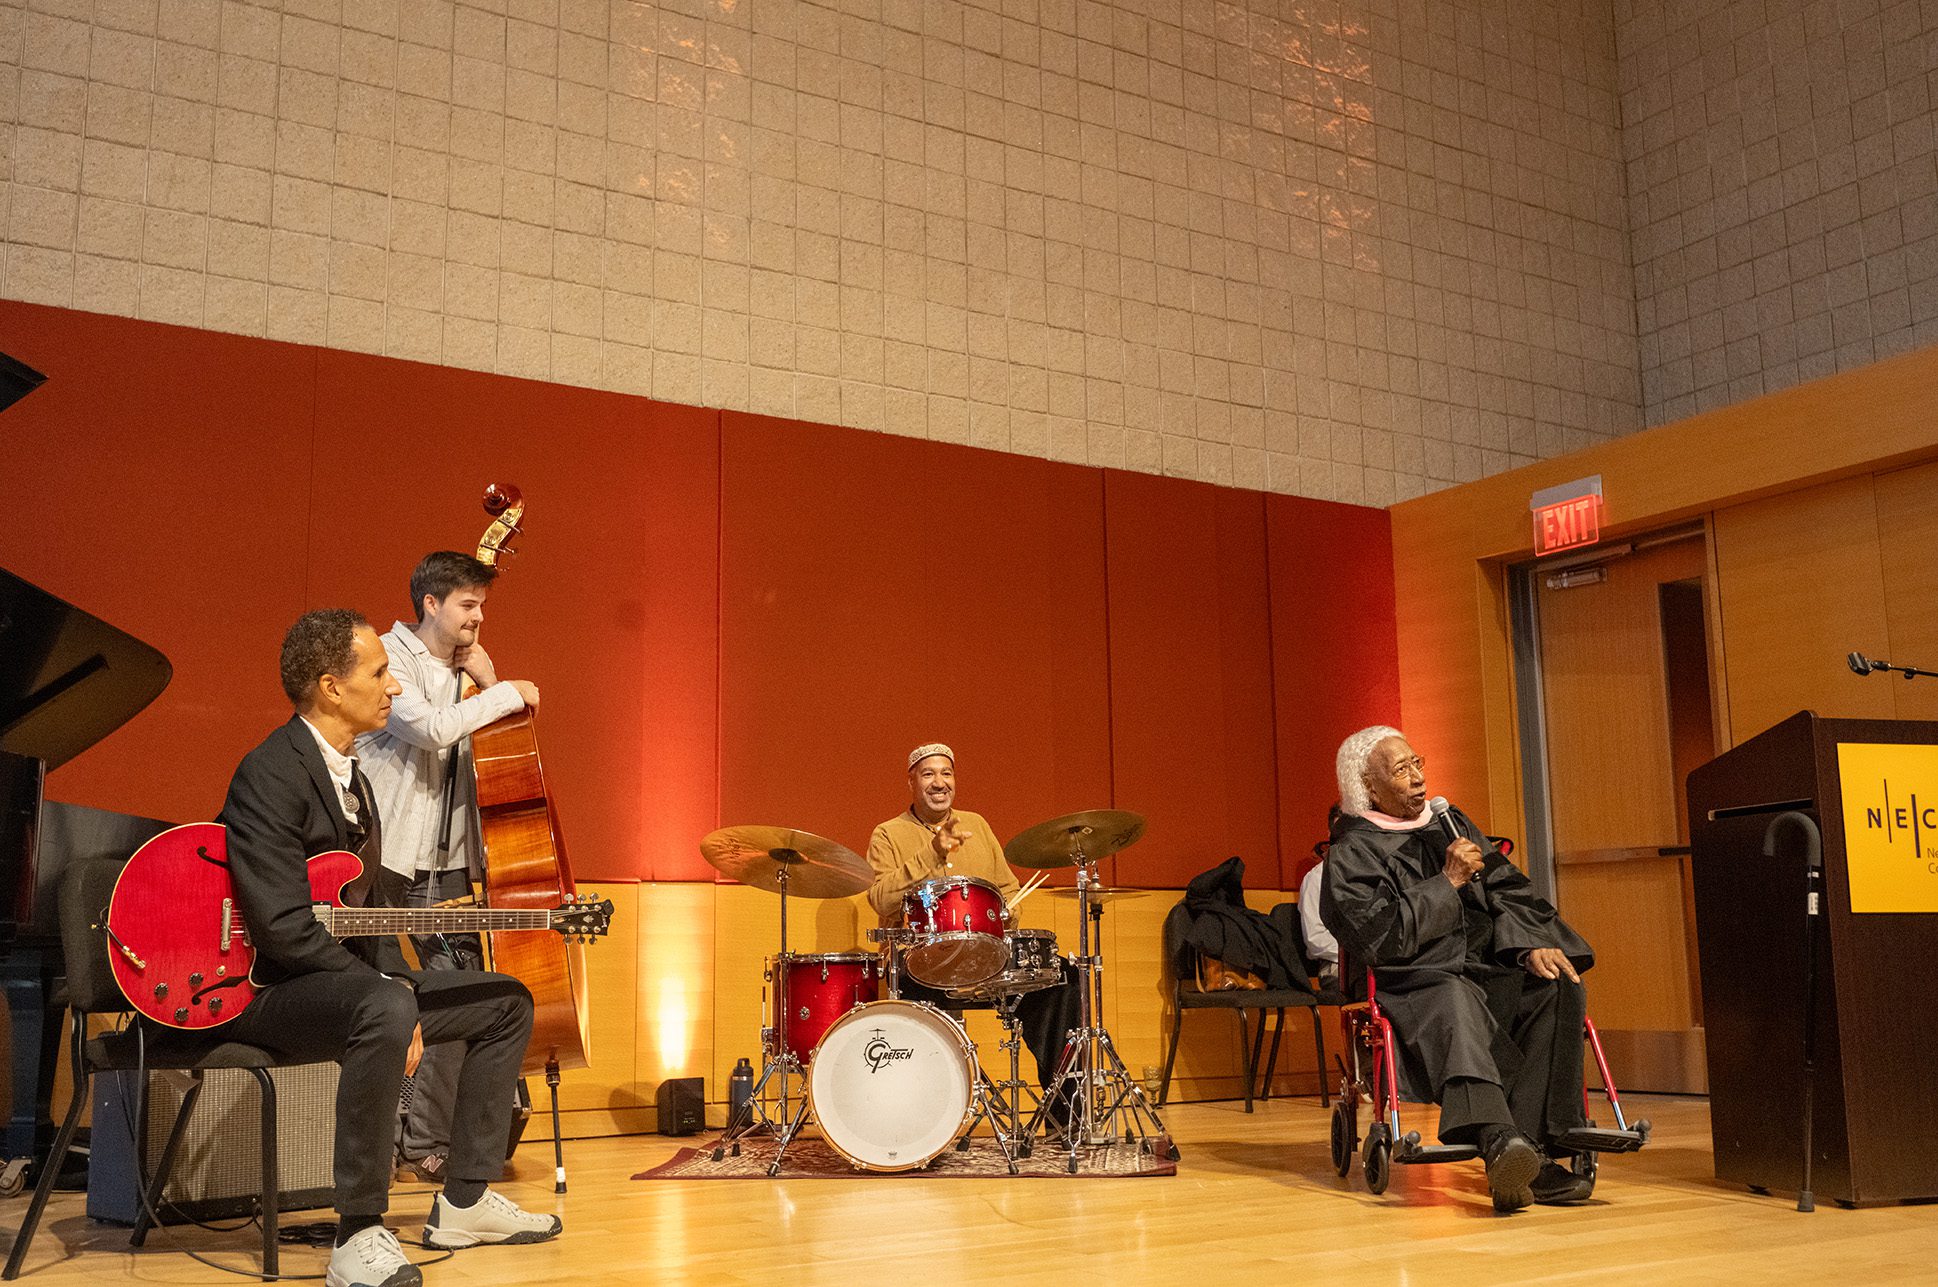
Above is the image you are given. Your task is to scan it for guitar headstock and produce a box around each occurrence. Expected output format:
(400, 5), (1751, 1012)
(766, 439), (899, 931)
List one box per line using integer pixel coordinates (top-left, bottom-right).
(551, 894), (614, 942)
(476, 483), (525, 568)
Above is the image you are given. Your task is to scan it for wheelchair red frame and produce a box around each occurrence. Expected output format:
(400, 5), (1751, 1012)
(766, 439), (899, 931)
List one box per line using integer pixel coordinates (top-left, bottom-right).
(1322, 834), (1649, 1195)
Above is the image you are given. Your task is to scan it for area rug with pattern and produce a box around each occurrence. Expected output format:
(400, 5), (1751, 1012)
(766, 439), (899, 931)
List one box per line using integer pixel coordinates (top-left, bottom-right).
(634, 1133), (1176, 1179)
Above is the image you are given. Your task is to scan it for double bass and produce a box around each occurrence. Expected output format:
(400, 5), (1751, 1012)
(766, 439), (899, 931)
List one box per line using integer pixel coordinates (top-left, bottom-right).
(469, 484), (592, 1190)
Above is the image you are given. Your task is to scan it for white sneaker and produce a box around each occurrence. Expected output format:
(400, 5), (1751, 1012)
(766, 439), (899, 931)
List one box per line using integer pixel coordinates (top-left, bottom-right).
(326, 1225), (423, 1287)
(421, 1188), (563, 1249)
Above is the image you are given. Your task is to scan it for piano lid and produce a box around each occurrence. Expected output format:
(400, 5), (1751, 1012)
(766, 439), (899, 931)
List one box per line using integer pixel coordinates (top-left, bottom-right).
(0, 567), (171, 770)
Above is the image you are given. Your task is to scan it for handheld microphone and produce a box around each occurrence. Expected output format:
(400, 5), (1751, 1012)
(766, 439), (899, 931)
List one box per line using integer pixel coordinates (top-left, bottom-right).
(1427, 796), (1458, 844)
(1848, 651), (1876, 676)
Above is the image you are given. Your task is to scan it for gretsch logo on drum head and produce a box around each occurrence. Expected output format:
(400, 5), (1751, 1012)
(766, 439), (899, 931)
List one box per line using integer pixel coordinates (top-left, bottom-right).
(862, 1027), (914, 1073)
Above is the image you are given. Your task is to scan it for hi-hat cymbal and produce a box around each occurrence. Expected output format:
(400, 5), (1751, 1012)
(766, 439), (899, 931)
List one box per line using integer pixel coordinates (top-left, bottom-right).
(699, 826), (870, 899)
(1047, 885), (1152, 905)
(1004, 810), (1147, 869)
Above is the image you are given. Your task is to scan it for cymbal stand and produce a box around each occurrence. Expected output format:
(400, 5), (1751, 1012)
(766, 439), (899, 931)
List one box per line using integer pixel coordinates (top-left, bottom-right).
(1028, 851), (1172, 1171)
(712, 856), (815, 1171)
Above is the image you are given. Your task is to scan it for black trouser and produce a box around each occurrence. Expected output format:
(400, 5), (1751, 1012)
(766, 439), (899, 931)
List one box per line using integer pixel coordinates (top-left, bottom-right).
(894, 974), (1082, 1089)
(1435, 973), (1587, 1150)
(224, 968), (533, 1216)
(392, 868), (484, 1162)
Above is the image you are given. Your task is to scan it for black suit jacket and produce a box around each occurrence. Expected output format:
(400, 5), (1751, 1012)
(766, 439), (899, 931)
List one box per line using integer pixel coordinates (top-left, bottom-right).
(218, 716), (411, 986)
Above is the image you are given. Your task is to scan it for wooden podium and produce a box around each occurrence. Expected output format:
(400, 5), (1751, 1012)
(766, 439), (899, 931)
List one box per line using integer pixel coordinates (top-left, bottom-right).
(1688, 711), (1938, 1204)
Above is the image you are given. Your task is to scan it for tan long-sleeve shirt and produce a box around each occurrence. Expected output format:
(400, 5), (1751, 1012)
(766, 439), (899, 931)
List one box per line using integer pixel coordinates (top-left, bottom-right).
(865, 807), (1020, 922)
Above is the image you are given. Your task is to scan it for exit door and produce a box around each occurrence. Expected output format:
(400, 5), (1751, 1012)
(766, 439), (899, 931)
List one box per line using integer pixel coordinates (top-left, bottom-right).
(1510, 529), (1718, 1093)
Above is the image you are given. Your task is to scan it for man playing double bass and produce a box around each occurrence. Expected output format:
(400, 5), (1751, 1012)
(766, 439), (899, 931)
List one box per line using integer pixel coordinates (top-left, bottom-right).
(221, 609), (559, 1287)
(356, 552), (540, 1184)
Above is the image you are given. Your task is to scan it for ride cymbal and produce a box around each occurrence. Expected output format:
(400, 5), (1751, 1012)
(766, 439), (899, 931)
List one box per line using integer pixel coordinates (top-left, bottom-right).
(699, 825), (870, 898)
(1004, 809), (1147, 869)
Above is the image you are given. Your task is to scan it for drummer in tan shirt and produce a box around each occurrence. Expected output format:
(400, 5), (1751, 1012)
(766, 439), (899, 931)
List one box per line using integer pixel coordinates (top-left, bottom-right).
(866, 743), (1018, 921)
(864, 743), (1078, 1107)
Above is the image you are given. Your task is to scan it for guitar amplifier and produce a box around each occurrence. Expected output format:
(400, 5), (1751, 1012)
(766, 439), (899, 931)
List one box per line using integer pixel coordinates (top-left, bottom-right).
(88, 1063), (337, 1224)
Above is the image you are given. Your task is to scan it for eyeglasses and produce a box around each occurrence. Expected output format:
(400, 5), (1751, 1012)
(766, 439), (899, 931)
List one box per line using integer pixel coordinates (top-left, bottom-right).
(1385, 755), (1426, 780)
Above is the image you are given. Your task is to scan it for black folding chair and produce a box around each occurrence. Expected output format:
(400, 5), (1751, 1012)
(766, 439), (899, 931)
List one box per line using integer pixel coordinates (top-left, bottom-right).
(5, 856), (300, 1280)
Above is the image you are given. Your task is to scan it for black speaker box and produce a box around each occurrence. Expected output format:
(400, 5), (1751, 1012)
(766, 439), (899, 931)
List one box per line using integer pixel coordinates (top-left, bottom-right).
(656, 1077), (704, 1136)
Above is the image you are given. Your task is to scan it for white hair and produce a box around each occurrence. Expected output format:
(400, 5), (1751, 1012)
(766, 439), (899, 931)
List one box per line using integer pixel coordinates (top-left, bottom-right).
(1336, 725), (1405, 817)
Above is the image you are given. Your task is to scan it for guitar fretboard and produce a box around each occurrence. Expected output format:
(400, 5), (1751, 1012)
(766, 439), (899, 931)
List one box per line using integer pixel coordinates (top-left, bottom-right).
(318, 909), (558, 936)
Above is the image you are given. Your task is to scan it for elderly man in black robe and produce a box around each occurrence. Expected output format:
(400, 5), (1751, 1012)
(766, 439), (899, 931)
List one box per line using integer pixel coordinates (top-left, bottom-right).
(1320, 725), (1595, 1212)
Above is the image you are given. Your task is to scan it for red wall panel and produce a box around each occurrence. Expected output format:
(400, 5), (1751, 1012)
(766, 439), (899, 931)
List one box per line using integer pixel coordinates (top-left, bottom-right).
(1103, 472), (1279, 888)
(305, 352), (721, 882)
(0, 304), (1402, 895)
(0, 303), (317, 823)
(716, 413), (1113, 881)
(1267, 493), (1403, 885)
(0, 304), (721, 881)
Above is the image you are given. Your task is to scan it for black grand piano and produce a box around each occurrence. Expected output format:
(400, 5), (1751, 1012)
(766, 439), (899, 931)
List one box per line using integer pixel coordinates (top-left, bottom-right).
(1, 566), (173, 1165)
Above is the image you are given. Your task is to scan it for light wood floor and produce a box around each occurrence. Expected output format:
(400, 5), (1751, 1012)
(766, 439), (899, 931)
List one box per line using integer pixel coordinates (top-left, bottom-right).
(5, 1094), (1935, 1285)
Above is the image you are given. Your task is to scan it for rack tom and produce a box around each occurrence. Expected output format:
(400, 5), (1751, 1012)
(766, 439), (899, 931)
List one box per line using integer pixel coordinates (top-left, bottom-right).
(948, 928), (1064, 1001)
(901, 875), (1009, 989)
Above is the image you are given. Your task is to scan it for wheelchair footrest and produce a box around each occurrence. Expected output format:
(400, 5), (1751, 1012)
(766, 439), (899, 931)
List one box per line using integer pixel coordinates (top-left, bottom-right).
(1552, 1123), (1649, 1154)
(1393, 1140), (1479, 1165)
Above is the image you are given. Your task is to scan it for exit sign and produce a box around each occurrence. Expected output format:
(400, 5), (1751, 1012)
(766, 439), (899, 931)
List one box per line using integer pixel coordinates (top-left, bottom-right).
(1531, 476), (1604, 556)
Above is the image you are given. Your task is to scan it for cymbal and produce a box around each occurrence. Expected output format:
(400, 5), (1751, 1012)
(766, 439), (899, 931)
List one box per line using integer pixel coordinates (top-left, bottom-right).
(699, 826), (870, 899)
(1004, 809), (1147, 869)
(1047, 885), (1152, 904)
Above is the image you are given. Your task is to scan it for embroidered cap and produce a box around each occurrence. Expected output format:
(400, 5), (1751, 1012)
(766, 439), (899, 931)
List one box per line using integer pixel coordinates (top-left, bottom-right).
(907, 743), (955, 771)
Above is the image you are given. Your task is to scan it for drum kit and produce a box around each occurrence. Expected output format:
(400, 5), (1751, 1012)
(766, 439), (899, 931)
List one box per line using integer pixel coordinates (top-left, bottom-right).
(698, 811), (1174, 1176)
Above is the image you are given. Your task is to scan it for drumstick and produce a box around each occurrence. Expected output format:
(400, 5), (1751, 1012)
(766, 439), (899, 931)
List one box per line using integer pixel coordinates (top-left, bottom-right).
(1009, 870), (1048, 910)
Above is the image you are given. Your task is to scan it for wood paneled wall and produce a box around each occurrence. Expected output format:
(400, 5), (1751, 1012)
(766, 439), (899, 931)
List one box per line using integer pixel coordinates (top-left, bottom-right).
(1389, 342), (1938, 1080)
(1389, 341), (1938, 858)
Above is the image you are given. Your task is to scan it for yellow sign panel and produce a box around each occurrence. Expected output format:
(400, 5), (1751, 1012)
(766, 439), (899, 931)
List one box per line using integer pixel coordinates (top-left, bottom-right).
(1836, 742), (1938, 913)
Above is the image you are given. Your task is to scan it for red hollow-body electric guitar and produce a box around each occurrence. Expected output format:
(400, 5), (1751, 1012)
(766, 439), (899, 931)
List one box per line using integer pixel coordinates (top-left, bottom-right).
(105, 823), (612, 1030)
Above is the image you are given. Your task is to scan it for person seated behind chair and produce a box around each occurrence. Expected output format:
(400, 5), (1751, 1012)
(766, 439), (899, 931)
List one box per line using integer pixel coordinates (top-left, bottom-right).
(1298, 865), (1339, 994)
(1296, 804), (1347, 992)
(865, 743), (1080, 1098)
(218, 610), (561, 1287)
(1319, 725), (1596, 1212)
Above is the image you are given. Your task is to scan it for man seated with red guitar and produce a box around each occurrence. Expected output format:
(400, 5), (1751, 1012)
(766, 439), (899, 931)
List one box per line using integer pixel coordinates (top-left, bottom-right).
(218, 609), (561, 1287)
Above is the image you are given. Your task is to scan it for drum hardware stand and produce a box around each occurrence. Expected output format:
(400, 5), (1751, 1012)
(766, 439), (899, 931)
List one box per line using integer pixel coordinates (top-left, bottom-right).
(712, 855), (812, 1166)
(1027, 851), (1173, 1171)
(979, 993), (1042, 1159)
(949, 1063), (1022, 1175)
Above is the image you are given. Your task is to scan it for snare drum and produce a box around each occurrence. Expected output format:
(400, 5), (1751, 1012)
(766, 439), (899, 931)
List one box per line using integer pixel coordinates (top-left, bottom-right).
(807, 1000), (979, 1171)
(947, 928), (1063, 1001)
(901, 875), (1009, 989)
(767, 952), (879, 1062)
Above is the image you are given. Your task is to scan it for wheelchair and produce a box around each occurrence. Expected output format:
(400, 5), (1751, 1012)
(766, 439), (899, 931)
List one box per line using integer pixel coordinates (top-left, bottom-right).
(1324, 836), (1650, 1196)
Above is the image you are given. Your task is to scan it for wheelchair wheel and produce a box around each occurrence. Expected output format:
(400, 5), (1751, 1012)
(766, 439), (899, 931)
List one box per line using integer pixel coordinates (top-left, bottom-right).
(1329, 1099), (1355, 1177)
(1362, 1123), (1392, 1195)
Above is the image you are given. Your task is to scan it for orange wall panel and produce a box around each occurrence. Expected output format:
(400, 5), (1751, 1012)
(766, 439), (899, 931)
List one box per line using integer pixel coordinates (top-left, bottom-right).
(305, 351), (723, 882)
(1102, 472), (1278, 888)
(716, 412), (1114, 877)
(1, 305), (1401, 899)
(1266, 493), (1402, 884)
(0, 304), (722, 882)
(0, 302), (318, 823)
